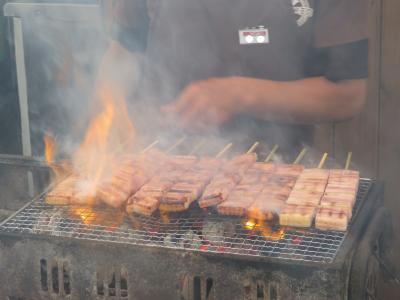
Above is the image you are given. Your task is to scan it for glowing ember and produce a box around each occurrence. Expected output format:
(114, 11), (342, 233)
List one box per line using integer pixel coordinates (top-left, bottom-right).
(259, 225), (285, 241)
(243, 218), (285, 241)
(72, 207), (93, 225)
(244, 219), (256, 230)
(160, 212), (170, 224)
(70, 206), (125, 228)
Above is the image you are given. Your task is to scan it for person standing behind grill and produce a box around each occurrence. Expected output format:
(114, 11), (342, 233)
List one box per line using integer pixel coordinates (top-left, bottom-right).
(98, 0), (368, 152)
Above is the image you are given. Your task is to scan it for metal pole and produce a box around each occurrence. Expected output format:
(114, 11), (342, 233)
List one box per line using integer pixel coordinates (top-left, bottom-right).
(13, 17), (34, 197)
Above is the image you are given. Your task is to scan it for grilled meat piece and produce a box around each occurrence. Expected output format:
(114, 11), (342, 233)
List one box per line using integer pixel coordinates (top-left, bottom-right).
(275, 164), (304, 177)
(198, 155), (256, 208)
(199, 182), (236, 208)
(315, 207), (348, 231)
(279, 204), (316, 228)
(126, 195), (159, 216)
(125, 155), (198, 216)
(247, 199), (284, 221)
(46, 176), (79, 205)
(286, 169), (329, 207)
(217, 194), (257, 217)
(218, 163), (277, 217)
(159, 183), (203, 212)
(319, 169), (360, 218)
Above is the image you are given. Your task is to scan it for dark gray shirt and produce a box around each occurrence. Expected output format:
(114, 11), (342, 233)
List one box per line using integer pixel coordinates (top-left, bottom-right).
(104, 0), (368, 152)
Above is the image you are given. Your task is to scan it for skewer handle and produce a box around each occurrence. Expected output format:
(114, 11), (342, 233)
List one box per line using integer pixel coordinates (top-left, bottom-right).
(265, 145), (279, 163)
(140, 140), (159, 154)
(345, 152), (353, 170)
(166, 137), (186, 153)
(189, 140), (206, 155)
(317, 153), (328, 169)
(246, 142), (259, 154)
(215, 143), (233, 158)
(293, 148), (307, 164)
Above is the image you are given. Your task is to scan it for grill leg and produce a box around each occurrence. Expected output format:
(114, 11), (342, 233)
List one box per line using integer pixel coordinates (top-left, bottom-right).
(349, 207), (392, 300)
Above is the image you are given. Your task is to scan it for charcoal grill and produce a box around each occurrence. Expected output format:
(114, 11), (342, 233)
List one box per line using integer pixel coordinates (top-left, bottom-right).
(0, 173), (390, 300)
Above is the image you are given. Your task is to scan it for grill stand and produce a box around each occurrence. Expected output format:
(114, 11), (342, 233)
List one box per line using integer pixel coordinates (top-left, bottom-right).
(349, 207), (392, 300)
(0, 182), (388, 300)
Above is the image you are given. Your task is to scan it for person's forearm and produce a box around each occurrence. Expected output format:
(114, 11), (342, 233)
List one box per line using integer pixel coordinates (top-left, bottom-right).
(236, 76), (366, 124)
(96, 41), (140, 99)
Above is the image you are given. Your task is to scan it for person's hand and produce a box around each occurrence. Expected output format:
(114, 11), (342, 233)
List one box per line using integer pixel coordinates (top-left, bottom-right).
(162, 78), (244, 132)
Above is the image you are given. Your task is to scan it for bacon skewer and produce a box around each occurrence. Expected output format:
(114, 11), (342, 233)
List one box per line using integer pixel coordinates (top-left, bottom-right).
(217, 144), (277, 217)
(279, 152), (329, 227)
(316, 152), (359, 231)
(159, 157), (224, 212)
(198, 152), (257, 208)
(126, 155), (198, 216)
(217, 163), (275, 217)
(247, 164), (304, 221)
(47, 141), (165, 208)
(97, 150), (168, 208)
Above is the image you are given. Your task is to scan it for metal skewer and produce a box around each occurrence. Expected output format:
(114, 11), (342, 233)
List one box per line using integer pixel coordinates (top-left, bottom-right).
(293, 148), (308, 164)
(317, 153), (328, 169)
(264, 145), (279, 163)
(246, 141), (259, 154)
(166, 137), (186, 153)
(345, 152), (353, 170)
(140, 140), (159, 154)
(215, 143), (233, 158)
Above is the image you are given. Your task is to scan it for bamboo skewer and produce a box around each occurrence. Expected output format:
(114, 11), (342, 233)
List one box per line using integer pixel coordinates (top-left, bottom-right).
(264, 145), (279, 163)
(112, 135), (136, 155)
(166, 137), (186, 153)
(345, 152), (353, 170)
(140, 140), (159, 154)
(246, 142), (259, 154)
(317, 153), (328, 169)
(188, 140), (206, 155)
(293, 148), (308, 164)
(215, 143), (233, 158)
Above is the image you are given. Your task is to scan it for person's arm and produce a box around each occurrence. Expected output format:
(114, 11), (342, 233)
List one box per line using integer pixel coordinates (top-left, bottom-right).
(229, 76), (366, 124)
(163, 76), (365, 131)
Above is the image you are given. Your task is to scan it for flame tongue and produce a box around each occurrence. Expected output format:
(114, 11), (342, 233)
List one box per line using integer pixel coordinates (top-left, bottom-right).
(73, 91), (116, 185)
(45, 85), (136, 205)
(44, 135), (56, 164)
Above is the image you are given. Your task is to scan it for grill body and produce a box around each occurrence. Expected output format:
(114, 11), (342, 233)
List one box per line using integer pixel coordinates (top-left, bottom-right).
(0, 181), (386, 300)
(0, 235), (349, 300)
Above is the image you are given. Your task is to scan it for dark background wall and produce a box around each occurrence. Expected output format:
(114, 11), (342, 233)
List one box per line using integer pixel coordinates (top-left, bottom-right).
(314, 0), (400, 297)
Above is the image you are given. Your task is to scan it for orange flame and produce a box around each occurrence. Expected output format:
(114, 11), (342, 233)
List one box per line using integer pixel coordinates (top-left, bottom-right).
(72, 85), (135, 200)
(45, 84), (136, 205)
(44, 134), (71, 180)
(243, 218), (285, 241)
(44, 134), (56, 164)
(70, 206), (124, 228)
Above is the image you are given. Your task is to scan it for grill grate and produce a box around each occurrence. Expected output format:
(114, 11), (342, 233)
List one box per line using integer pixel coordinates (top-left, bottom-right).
(0, 179), (373, 264)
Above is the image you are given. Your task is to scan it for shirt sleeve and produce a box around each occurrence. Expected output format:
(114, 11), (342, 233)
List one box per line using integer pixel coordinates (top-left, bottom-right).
(306, 0), (369, 81)
(313, 0), (368, 48)
(102, 0), (150, 52)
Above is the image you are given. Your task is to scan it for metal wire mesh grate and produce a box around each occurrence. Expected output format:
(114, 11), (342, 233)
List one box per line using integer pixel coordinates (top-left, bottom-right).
(0, 179), (373, 263)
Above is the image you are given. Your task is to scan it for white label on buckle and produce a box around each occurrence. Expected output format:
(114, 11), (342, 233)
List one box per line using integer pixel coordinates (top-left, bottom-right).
(239, 27), (269, 45)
